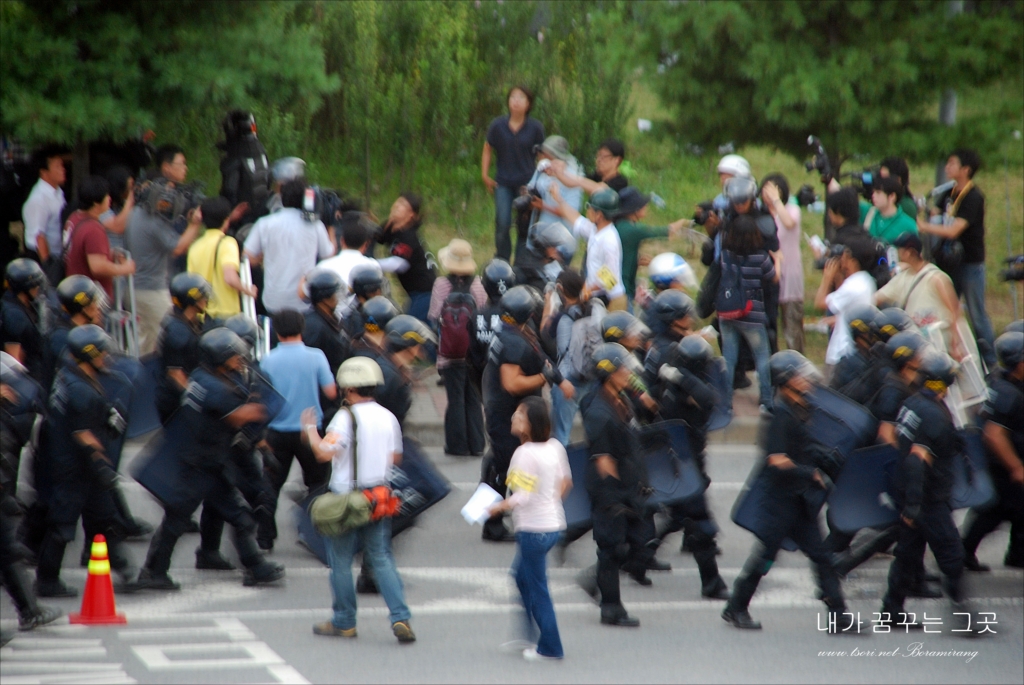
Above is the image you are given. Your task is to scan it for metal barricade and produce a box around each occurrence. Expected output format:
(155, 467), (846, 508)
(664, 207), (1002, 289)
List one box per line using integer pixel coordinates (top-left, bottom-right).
(240, 256), (270, 360)
(921, 320), (987, 428)
(107, 249), (140, 357)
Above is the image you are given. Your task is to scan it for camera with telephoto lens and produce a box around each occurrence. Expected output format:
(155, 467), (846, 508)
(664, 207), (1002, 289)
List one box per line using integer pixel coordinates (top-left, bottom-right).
(302, 185), (356, 228)
(814, 242), (846, 270)
(1002, 255), (1024, 282)
(513, 187), (543, 215)
(804, 135), (833, 183)
(839, 166), (880, 201)
(795, 184), (818, 207)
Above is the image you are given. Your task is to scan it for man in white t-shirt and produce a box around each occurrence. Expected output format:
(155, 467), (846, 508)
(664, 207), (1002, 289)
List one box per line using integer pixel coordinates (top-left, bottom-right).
(549, 184), (627, 311)
(814, 238), (877, 367)
(243, 179), (334, 314)
(316, 215), (377, 315)
(301, 357), (414, 644)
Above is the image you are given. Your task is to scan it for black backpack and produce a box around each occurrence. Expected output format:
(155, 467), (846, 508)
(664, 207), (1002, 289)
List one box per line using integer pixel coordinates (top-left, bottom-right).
(438, 277), (477, 359)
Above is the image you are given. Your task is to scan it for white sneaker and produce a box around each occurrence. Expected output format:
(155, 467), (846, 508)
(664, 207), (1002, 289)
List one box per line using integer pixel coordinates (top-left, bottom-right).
(500, 640), (534, 654)
(523, 647), (562, 661)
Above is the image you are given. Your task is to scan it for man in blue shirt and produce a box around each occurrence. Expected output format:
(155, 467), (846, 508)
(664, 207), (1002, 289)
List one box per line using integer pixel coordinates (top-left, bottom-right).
(258, 309), (337, 550)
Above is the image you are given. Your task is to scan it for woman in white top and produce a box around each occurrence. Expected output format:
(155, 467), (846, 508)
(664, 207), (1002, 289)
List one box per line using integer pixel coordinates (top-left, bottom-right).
(488, 396), (571, 661)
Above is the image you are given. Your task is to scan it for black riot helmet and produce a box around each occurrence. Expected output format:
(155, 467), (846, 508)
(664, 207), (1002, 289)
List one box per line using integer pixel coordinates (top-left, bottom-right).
(1004, 320), (1024, 335)
(995, 331), (1024, 369)
(361, 296), (400, 333)
(66, 324), (113, 366)
(592, 342), (631, 382)
(385, 315), (437, 351)
(918, 350), (959, 392)
(651, 289), (695, 325)
(349, 264), (385, 300)
(500, 285), (540, 326)
(57, 275), (105, 316)
(199, 327), (247, 368)
(847, 304), (881, 344)
(530, 222), (577, 264)
(674, 334), (714, 373)
(601, 311), (644, 344)
(4, 258), (46, 296)
(884, 330), (928, 371)
(223, 314), (259, 351)
(770, 350), (815, 388)
(482, 259), (516, 302)
(170, 272), (212, 311)
(874, 307), (915, 342)
(305, 268), (344, 304)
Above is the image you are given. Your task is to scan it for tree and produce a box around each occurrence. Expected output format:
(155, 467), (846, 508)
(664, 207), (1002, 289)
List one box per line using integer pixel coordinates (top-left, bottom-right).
(631, 0), (1023, 169)
(1, 0), (338, 179)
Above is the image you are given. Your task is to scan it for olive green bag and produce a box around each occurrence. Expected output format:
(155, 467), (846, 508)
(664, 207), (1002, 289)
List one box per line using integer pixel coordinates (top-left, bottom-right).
(309, 408), (372, 536)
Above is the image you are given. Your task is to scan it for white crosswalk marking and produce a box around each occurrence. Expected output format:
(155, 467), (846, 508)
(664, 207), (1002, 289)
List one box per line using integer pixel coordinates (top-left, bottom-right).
(0, 633), (134, 685)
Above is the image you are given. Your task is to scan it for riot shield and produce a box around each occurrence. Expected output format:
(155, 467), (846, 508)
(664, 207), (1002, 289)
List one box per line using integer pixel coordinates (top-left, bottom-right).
(826, 444), (901, 535)
(706, 357), (733, 432)
(97, 367), (134, 469)
(563, 444), (593, 529)
(806, 386), (878, 463)
(130, 413), (195, 511)
(950, 429), (996, 510)
(106, 353), (162, 439)
(390, 437), (451, 535)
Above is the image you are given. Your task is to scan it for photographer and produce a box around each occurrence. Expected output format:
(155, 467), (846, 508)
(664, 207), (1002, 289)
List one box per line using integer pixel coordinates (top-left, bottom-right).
(522, 136), (583, 236)
(483, 86), (546, 262)
(858, 176), (918, 244)
(813, 237), (877, 374)
(125, 145), (204, 355)
(243, 179), (335, 315)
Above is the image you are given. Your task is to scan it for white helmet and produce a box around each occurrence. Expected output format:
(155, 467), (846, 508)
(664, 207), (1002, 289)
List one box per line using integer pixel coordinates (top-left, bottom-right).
(271, 157), (306, 183)
(648, 252), (698, 291)
(716, 154), (751, 179)
(336, 356), (384, 388)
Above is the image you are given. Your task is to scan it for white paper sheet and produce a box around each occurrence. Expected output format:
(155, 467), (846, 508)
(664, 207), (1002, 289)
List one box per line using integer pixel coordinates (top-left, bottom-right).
(461, 483), (504, 525)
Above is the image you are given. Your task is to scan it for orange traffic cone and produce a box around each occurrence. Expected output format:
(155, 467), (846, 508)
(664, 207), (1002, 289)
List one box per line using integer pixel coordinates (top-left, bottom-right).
(69, 534), (127, 625)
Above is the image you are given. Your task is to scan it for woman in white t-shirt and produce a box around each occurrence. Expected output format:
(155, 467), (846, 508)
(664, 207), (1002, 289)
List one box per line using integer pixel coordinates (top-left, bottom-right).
(488, 396), (571, 661)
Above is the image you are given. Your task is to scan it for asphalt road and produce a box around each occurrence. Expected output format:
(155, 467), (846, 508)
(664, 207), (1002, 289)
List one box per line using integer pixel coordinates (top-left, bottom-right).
(2, 441), (1022, 684)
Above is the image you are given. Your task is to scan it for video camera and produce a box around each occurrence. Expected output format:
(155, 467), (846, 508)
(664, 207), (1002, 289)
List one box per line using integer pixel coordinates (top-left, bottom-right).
(302, 186), (356, 228)
(804, 136), (833, 183)
(813, 242), (847, 270)
(839, 166), (880, 201)
(512, 187), (543, 215)
(693, 199), (725, 227)
(1002, 255), (1024, 282)
(795, 184), (818, 207)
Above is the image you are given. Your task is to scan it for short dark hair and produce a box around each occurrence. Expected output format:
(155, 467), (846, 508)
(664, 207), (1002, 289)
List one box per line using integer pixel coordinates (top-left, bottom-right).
(350, 385), (377, 399)
(842, 237), (876, 273)
(280, 179), (307, 210)
(826, 187), (860, 226)
(272, 309), (305, 338)
(760, 172), (790, 204)
(340, 217), (369, 250)
(556, 268), (584, 299)
(879, 157), (910, 189)
(950, 148), (981, 178)
(399, 191), (422, 217)
(507, 85), (535, 114)
(31, 145), (64, 174)
(78, 176), (110, 210)
(519, 396), (552, 443)
(874, 175), (903, 201)
(201, 196), (232, 229)
(598, 138), (625, 160)
(104, 165), (134, 202)
(722, 214), (764, 255)
(155, 144), (184, 169)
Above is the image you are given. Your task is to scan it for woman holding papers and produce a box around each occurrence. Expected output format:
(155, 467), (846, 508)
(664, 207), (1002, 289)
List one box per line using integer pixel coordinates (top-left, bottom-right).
(488, 396), (572, 661)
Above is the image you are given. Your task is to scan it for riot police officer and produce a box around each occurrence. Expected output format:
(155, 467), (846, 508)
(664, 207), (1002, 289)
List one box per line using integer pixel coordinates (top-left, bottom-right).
(874, 306), (916, 344)
(351, 296), (399, 359)
(723, 351), (847, 630)
(377, 315), (436, 428)
(962, 331), (1024, 570)
(600, 311), (650, 356)
(303, 268), (350, 428)
(472, 259), (516, 376)
(155, 273), (212, 424)
(481, 285), (570, 541)
(577, 343), (654, 627)
(35, 326), (139, 597)
(1, 258), (48, 385)
(652, 335), (730, 598)
(879, 351), (974, 631)
(642, 290), (696, 403)
(342, 264), (386, 340)
(47, 276), (106, 386)
(830, 304), (882, 404)
(139, 328), (284, 590)
(513, 221), (577, 291)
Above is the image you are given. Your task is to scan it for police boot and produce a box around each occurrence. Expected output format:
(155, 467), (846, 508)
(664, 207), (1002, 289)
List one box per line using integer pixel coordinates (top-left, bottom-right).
(356, 559), (378, 594)
(481, 515), (514, 542)
(2, 560), (63, 629)
(877, 598), (922, 631)
(722, 558), (764, 629)
(112, 485), (153, 539)
(823, 598), (858, 636)
(34, 531), (77, 598)
(138, 526), (181, 591)
(199, 507), (226, 558)
(693, 544), (729, 600)
(575, 565), (600, 605)
(195, 547), (236, 571)
(242, 559), (285, 587)
(1005, 521), (1024, 568)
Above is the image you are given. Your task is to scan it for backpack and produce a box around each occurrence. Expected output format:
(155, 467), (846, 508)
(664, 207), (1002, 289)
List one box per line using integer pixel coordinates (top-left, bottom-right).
(564, 298), (606, 382)
(438, 277), (477, 359)
(715, 251), (752, 320)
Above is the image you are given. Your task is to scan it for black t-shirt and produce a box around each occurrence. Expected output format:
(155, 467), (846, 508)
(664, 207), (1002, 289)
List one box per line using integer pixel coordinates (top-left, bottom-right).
(938, 185), (985, 264)
(586, 171), (628, 192)
(0, 291), (45, 385)
(482, 325), (544, 453)
(471, 301), (503, 372)
(486, 116), (546, 189)
(156, 312), (203, 420)
(582, 387), (647, 511)
(980, 374), (1024, 468)
(896, 390), (958, 504)
(870, 372), (913, 424)
(304, 309), (349, 375)
(381, 220), (436, 295)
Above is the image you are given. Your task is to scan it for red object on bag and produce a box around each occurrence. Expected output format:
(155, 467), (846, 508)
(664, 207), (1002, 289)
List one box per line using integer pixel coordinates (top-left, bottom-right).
(364, 486), (401, 520)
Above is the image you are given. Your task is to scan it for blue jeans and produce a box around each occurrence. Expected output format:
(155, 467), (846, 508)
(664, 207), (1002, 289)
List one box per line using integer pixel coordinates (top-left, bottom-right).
(721, 319), (772, 410)
(494, 184), (516, 261)
(325, 518), (411, 629)
(406, 290), (432, 324)
(512, 531), (564, 658)
(550, 380), (579, 446)
(959, 262), (996, 368)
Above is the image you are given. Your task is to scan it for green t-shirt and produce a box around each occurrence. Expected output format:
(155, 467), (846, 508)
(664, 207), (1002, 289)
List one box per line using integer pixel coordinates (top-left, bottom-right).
(857, 201), (918, 245)
(614, 220), (670, 299)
